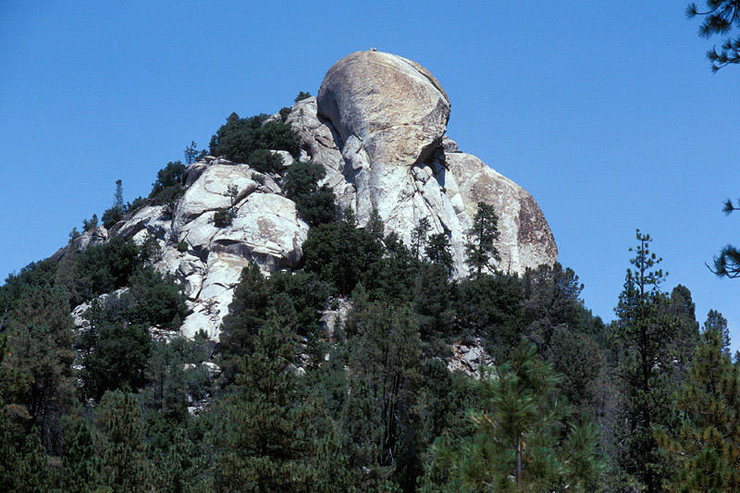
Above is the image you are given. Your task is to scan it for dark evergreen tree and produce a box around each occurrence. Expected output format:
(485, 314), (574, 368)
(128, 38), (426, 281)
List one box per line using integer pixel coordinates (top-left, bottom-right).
(62, 418), (103, 493)
(612, 230), (679, 492)
(218, 261), (269, 382)
(421, 342), (603, 491)
(95, 390), (153, 492)
(215, 312), (320, 491)
(302, 211), (382, 296)
(464, 201), (500, 277)
(2, 286), (75, 452)
(425, 232), (453, 275)
(657, 310), (740, 491)
(410, 217), (431, 261)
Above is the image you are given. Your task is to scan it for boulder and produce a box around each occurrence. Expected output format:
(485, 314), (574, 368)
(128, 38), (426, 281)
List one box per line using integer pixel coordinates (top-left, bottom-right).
(318, 50), (450, 167)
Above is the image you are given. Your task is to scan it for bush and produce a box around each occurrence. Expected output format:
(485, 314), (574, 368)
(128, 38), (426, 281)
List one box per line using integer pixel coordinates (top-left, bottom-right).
(101, 206), (125, 229)
(302, 214), (382, 295)
(209, 112), (301, 163)
(149, 161), (186, 206)
(248, 149), (283, 174)
(283, 161), (336, 226)
(213, 208), (235, 228)
(123, 267), (187, 329)
(176, 239), (188, 253)
(294, 91), (311, 102)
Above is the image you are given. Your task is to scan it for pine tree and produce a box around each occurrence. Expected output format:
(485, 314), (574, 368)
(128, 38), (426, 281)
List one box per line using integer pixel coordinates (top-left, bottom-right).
(411, 217), (431, 261)
(613, 230), (678, 492)
(219, 261), (269, 382)
(658, 310), (740, 491)
(215, 309), (319, 491)
(63, 418), (103, 493)
(3, 285), (75, 452)
(341, 302), (423, 490)
(425, 232), (453, 275)
(96, 390), (152, 492)
(464, 201), (500, 277)
(687, 0), (740, 70)
(422, 342), (603, 491)
(17, 426), (52, 493)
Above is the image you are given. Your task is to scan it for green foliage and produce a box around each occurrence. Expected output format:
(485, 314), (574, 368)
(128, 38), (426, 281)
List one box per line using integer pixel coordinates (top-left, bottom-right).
(215, 317), (320, 491)
(2, 286), (75, 452)
(248, 148), (283, 173)
(213, 207), (235, 228)
(456, 272), (525, 358)
(283, 160), (337, 226)
(219, 263), (330, 382)
(657, 310), (740, 491)
(464, 201), (500, 277)
(66, 236), (149, 305)
(295, 91), (312, 102)
(425, 232), (453, 275)
(82, 213), (99, 232)
(341, 300), (424, 489)
(124, 267), (187, 329)
(302, 211), (383, 295)
(422, 342), (603, 491)
(102, 179), (127, 228)
(413, 262), (455, 355)
(79, 297), (152, 400)
(96, 390), (153, 491)
(149, 160), (186, 207)
(209, 112), (301, 163)
(184, 140), (204, 164)
(613, 230), (681, 491)
(687, 1), (740, 70)
(62, 418), (103, 493)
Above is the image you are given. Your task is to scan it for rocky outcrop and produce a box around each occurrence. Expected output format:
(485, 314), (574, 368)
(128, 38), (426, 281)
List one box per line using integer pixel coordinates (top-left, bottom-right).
(66, 50), (556, 341)
(292, 49), (557, 277)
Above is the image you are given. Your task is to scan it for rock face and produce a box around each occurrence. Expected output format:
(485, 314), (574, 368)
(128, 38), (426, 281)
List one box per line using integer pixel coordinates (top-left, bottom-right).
(308, 49), (556, 277)
(65, 50), (556, 341)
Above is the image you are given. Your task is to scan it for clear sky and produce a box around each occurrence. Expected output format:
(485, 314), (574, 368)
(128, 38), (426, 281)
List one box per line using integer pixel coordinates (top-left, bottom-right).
(2, 1), (739, 351)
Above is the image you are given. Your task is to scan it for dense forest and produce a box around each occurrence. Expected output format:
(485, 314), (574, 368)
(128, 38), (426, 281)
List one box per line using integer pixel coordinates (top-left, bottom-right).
(1, 100), (738, 492)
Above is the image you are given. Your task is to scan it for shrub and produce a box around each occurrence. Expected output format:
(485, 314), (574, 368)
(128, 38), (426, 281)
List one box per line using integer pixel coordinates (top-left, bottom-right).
(283, 161), (336, 226)
(149, 161), (186, 206)
(128, 196), (148, 213)
(213, 208), (235, 228)
(101, 206), (125, 229)
(248, 149), (283, 174)
(294, 91), (311, 102)
(176, 239), (189, 253)
(209, 112), (301, 163)
(123, 267), (187, 329)
(279, 107), (291, 121)
(82, 214), (99, 232)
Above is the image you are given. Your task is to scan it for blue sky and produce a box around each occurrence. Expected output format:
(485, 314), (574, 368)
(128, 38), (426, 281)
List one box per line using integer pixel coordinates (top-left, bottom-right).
(2, 1), (739, 351)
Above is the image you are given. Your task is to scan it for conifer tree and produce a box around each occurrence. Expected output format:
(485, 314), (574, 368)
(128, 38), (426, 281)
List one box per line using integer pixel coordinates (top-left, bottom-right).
(216, 305), (319, 491)
(657, 310), (740, 491)
(17, 426), (51, 493)
(425, 232), (453, 275)
(411, 217), (431, 261)
(63, 419), (103, 493)
(613, 230), (678, 492)
(96, 390), (152, 492)
(464, 201), (500, 277)
(422, 342), (603, 491)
